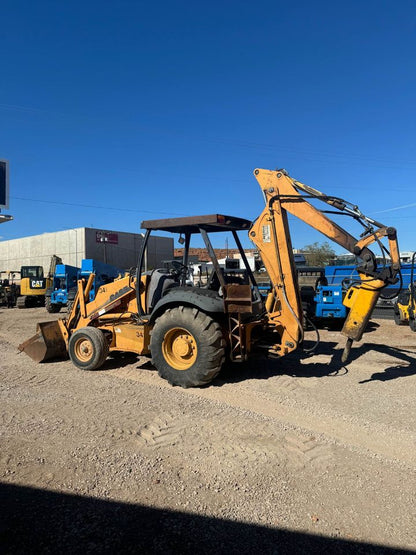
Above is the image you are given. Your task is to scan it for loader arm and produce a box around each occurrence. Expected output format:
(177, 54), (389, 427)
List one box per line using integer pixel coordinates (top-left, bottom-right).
(18, 271), (147, 363)
(250, 169), (400, 361)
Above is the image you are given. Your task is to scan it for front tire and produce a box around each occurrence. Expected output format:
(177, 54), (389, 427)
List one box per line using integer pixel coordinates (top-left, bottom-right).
(45, 297), (61, 313)
(150, 307), (225, 388)
(68, 327), (109, 371)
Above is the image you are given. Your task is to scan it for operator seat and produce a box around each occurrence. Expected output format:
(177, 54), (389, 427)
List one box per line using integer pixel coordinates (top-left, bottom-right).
(146, 269), (178, 313)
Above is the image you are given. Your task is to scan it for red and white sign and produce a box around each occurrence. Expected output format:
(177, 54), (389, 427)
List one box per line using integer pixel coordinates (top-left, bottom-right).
(96, 231), (118, 244)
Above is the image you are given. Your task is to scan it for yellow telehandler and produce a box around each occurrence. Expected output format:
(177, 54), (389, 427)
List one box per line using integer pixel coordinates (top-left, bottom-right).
(19, 169), (400, 387)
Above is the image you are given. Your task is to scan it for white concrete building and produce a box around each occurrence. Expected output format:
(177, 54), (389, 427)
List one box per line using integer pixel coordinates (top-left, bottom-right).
(0, 227), (173, 271)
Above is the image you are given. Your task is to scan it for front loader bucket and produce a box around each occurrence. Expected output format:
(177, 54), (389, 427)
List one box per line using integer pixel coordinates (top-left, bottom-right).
(18, 321), (68, 363)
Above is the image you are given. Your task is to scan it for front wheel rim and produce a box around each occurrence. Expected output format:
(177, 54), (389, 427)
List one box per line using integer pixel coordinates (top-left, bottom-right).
(74, 337), (94, 363)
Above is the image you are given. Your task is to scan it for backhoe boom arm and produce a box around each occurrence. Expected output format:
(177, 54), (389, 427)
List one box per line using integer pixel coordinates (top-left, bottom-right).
(250, 169), (400, 361)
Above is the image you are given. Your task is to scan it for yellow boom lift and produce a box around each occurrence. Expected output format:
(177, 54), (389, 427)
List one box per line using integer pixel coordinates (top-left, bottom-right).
(20, 169), (400, 387)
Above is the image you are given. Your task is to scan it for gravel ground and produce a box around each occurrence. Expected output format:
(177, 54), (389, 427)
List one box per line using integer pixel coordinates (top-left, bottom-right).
(1, 306), (415, 553)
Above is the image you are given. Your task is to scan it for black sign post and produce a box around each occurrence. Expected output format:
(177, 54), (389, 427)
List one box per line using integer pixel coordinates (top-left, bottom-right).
(0, 160), (9, 209)
(0, 159), (12, 223)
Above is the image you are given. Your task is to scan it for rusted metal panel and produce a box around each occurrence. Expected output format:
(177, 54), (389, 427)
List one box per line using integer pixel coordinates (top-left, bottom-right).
(223, 284), (253, 313)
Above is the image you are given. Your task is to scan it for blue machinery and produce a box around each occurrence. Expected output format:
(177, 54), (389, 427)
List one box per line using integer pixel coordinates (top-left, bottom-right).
(313, 284), (347, 319)
(46, 259), (123, 313)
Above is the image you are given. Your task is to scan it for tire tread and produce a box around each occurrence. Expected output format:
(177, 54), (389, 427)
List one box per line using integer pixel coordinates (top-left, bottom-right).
(150, 307), (225, 387)
(68, 327), (109, 371)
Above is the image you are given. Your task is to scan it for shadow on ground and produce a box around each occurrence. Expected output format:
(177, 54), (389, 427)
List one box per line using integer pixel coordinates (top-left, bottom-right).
(0, 482), (409, 554)
(102, 352), (141, 370)
(215, 340), (416, 386)
(103, 338), (416, 387)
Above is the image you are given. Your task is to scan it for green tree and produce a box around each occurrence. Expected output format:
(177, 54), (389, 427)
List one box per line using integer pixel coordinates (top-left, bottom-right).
(301, 241), (335, 266)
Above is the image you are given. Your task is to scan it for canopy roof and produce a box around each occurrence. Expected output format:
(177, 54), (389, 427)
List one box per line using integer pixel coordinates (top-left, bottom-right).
(141, 214), (252, 234)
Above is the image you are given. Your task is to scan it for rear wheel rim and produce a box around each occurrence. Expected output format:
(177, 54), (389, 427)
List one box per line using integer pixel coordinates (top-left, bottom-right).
(162, 327), (197, 370)
(74, 337), (94, 363)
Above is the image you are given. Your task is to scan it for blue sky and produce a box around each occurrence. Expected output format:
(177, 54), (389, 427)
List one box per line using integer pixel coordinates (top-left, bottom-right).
(0, 0), (415, 253)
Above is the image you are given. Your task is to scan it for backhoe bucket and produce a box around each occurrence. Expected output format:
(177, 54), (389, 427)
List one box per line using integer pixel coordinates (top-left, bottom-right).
(18, 321), (68, 362)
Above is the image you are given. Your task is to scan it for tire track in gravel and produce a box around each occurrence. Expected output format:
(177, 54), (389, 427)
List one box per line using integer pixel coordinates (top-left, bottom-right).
(112, 367), (416, 468)
(203, 418), (282, 465)
(284, 435), (334, 469)
(137, 415), (186, 448)
(2, 369), (59, 389)
(251, 374), (321, 395)
(180, 408), (336, 470)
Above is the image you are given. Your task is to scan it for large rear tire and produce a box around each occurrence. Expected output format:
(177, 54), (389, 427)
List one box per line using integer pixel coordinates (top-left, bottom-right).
(150, 306), (225, 388)
(68, 327), (109, 371)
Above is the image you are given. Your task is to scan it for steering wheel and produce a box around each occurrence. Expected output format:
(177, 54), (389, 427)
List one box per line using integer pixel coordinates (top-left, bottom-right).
(170, 260), (189, 278)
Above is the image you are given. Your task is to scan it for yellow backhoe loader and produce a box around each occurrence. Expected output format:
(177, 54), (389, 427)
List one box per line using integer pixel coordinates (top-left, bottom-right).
(19, 169), (400, 387)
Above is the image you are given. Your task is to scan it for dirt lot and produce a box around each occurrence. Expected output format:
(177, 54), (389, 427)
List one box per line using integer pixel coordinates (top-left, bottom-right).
(1, 306), (415, 553)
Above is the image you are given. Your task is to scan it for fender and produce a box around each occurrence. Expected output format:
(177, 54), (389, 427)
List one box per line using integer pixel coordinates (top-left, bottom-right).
(149, 287), (224, 323)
